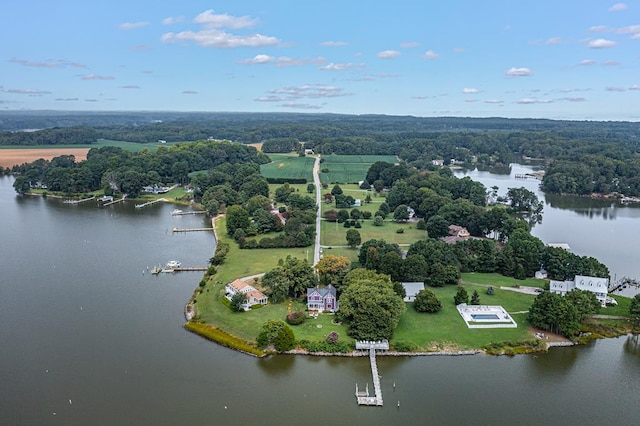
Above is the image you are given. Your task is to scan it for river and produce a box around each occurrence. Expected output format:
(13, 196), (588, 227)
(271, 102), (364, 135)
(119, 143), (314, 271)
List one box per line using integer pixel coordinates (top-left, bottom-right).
(1, 175), (639, 425)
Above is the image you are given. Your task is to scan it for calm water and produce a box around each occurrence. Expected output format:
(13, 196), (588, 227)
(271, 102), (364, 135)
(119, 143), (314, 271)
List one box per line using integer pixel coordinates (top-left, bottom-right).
(1, 175), (640, 426)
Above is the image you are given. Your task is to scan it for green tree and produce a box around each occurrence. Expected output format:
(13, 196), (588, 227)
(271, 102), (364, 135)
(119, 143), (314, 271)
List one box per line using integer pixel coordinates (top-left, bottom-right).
(373, 216), (384, 226)
(414, 289), (442, 313)
(225, 205), (250, 236)
(256, 319), (286, 348)
(528, 291), (581, 337)
(338, 278), (406, 341)
(230, 292), (248, 312)
(426, 215), (450, 239)
(564, 289), (600, 321)
(306, 183), (315, 193)
(314, 255), (351, 289)
(630, 294), (640, 317)
(470, 290), (481, 305)
(331, 184), (343, 195)
(454, 286), (469, 305)
(346, 229), (362, 249)
(393, 204), (410, 222)
(273, 324), (296, 351)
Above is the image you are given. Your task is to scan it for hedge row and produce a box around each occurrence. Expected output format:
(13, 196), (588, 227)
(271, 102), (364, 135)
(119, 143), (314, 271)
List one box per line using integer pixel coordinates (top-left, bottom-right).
(266, 177), (308, 184)
(184, 322), (264, 356)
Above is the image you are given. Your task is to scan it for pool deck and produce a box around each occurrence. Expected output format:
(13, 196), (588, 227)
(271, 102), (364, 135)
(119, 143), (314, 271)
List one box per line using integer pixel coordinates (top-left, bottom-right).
(457, 303), (518, 329)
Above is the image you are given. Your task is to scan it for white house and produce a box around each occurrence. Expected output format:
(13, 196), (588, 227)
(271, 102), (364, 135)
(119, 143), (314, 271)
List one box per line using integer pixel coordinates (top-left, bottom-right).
(549, 275), (609, 306)
(402, 282), (425, 302)
(225, 279), (268, 310)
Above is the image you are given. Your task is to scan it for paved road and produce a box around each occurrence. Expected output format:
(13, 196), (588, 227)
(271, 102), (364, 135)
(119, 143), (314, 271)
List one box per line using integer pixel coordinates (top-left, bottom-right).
(313, 156), (322, 266)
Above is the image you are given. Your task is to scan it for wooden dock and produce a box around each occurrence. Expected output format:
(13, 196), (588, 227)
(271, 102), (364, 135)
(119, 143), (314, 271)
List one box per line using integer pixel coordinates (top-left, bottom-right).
(172, 227), (214, 232)
(102, 196), (127, 207)
(355, 341), (388, 406)
(151, 266), (208, 274)
(64, 195), (96, 204)
(135, 198), (167, 209)
(171, 210), (207, 216)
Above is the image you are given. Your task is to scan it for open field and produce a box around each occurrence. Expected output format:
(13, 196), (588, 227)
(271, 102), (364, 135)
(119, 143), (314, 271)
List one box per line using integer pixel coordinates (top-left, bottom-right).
(260, 154), (315, 182)
(320, 219), (426, 247)
(0, 147), (90, 168)
(320, 155), (398, 184)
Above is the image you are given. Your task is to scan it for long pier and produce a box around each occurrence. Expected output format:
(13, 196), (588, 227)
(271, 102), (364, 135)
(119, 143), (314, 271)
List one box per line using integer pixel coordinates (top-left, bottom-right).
(172, 227), (214, 232)
(102, 196), (127, 207)
(135, 198), (167, 209)
(64, 195), (96, 204)
(171, 210), (207, 216)
(151, 266), (208, 274)
(355, 340), (388, 406)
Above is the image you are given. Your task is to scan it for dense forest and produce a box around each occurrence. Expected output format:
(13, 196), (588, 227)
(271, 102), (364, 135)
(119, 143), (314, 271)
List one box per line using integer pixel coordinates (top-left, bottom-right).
(4, 112), (640, 196)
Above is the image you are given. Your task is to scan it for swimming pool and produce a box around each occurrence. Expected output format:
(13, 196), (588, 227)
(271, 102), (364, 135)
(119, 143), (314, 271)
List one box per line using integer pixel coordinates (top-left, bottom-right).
(471, 313), (500, 320)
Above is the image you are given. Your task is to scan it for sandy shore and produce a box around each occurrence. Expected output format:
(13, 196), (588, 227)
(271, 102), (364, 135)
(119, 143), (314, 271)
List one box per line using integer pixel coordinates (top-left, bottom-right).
(0, 147), (89, 168)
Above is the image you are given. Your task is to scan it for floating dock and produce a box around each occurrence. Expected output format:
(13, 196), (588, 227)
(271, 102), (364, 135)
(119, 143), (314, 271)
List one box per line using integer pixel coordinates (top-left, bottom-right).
(101, 196), (127, 207)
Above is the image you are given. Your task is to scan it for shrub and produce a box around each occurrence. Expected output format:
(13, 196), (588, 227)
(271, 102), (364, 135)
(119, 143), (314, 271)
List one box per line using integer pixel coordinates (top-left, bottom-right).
(393, 341), (418, 352)
(286, 311), (306, 325)
(416, 219), (427, 230)
(326, 331), (340, 344)
(199, 280), (207, 288)
(219, 296), (232, 309)
(278, 206), (286, 213)
(184, 322), (263, 356)
(251, 304), (264, 310)
(486, 286), (495, 295)
(396, 228), (404, 234)
(362, 211), (372, 219)
(273, 325), (296, 351)
(354, 222), (362, 228)
(454, 286), (469, 305)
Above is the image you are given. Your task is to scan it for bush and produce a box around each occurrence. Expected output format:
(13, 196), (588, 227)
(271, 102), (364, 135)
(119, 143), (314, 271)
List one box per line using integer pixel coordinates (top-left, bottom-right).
(273, 325), (296, 351)
(396, 228), (404, 234)
(392, 341), (418, 352)
(286, 311), (306, 325)
(251, 303), (264, 310)
(326, 331), (340, 344)
(184, 322), (263, 356)
(298, 340), (353, 353)
(219, 296), (232, 309)
(354, 222), (362, 228)
(486, 286), (495, 295)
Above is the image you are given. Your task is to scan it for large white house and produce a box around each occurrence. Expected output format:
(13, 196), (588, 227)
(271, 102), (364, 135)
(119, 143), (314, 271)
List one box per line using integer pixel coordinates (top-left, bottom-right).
(225, 279), (268, 310)
(549, 275), (609, 306)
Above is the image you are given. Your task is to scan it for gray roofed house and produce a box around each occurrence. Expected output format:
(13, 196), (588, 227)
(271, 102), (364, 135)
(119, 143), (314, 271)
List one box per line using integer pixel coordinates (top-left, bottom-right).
(402, 282), (425, 302)
(549, 275), (609, 306)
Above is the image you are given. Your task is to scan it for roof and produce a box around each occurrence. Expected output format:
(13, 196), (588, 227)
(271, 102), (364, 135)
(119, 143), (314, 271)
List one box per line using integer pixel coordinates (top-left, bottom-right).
(402, 282), (425, 297)
(228, 279), (248, 292)
(246, 289), (267, 301)
(574, 275), (608, 294)
(549, 280), (573, 292)
(307, 285), (337, 298)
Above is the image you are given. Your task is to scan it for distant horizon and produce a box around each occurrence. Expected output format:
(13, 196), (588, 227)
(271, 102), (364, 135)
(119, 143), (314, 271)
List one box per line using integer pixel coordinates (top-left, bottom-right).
(3, 1), (639, 121)
(1, 109), (639, 124)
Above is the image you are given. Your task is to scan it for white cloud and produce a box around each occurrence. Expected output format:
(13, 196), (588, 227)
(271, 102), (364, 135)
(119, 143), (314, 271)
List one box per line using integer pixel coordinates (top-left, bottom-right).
(633, 33), (640, 39)
(279, 103), (323, 110)
(605, 86), (625, 92)
(602, 60), (619, 66)
(617, 25), (640, 35)
(182, 90), (198, 94)
(484, 99), (503, 104)
(193, 10), (256, 29)
(609, 3), (628, 12)
(240, 54), (274, 64)
(161, 10), (279, 48)
(588, 38), (618, 48)
(464, 99), (478, 103)
(505, 67), (533, 77)
(462, 88), (481, 94)
(119, 21), (149, 30)
(162, 16), (184, 25)
(80, 74), (115, 80)
(558, 97), (587, 102)
(589, 25), (609, 33)
(400, 41), (419, 48)
(6, 88), (52, 95)
(321, 41), (347, 47)
(9, 57), (85, 68)
(629, 85), (640, 90)
(55, 98), (79, 101)
(517, 98), (553, 104)
(256, 84), (350, 103)
(320, 62), (353, 71)
(377, 50), (400, 59)
(546, 37), (562, 45)
(579, 59), (596, 66)
(424, 50), (439, 60)
(120, 85), (141, 89)
(162, 30), (279, 48)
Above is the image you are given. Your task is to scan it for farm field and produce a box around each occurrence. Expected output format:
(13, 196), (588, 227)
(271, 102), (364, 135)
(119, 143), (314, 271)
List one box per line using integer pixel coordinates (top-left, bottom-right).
(320, 219), (426, 247)
(260, 154), (315, 182)
(319, 154), (398, 184)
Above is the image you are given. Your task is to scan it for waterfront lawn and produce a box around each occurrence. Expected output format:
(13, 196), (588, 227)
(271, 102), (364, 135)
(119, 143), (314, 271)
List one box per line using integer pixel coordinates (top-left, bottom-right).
(461, 272), (546, 289)
(261, 154), (315, 182)
(392, 283), (535, 350)
(195, 282), (351, 344)
(320, 218), (426, 246)
(599, 294), (632, 317)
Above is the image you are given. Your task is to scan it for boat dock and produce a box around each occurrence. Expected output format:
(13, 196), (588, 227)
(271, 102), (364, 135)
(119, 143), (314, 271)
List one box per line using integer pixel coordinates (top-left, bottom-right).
(135, 198), (167, 209)
(355, 340), (388, 406)
(171, 210), (207, 216)
(151, 266), (208, 274)
(172, 227), (214, 232)
(101, 195), (127, 207)
(515, 172), (544, 180)
(64, 195), (96, 204)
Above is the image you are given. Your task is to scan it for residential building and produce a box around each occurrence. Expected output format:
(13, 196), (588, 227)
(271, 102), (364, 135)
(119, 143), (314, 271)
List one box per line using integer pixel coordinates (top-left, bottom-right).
(307, 285), (338, 312)
(549, 275), (609, 306)
(225, 279), (268, 310)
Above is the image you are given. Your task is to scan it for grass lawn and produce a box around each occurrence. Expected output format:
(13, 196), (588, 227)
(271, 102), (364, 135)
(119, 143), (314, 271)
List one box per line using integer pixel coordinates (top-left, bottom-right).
(195, 281), (351, 344)
(461, 272), (546, 289)
(392, 283), (535, 351)
(320, 155), (398, 184)
(321, 219), (426, 246)
(261, 154), (315, 182)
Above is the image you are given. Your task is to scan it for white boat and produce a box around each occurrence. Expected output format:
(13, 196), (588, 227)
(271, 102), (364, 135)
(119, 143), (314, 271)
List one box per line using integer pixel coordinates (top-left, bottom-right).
(165, 260), (181, 269)
(171, 209), (183, 215)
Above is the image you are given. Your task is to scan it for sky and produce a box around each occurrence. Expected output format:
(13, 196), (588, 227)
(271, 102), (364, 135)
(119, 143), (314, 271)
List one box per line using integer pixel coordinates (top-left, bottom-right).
(1, 1), (639, 120)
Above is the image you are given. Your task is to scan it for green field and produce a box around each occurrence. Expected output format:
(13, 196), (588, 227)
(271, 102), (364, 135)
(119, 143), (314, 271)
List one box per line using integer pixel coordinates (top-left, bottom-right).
(321, 219), (426, 247)
(0, 138), (188, 152)
(260, 154), (315, 182)
(320, 155), (398, 184)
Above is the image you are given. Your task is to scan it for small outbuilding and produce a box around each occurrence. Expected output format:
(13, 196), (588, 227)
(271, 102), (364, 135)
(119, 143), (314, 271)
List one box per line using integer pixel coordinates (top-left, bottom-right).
(402, 282), (425, 302)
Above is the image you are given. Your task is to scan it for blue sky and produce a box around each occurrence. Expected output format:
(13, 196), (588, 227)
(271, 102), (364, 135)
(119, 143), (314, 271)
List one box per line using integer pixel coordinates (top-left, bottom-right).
(1, 1), (639, 120)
